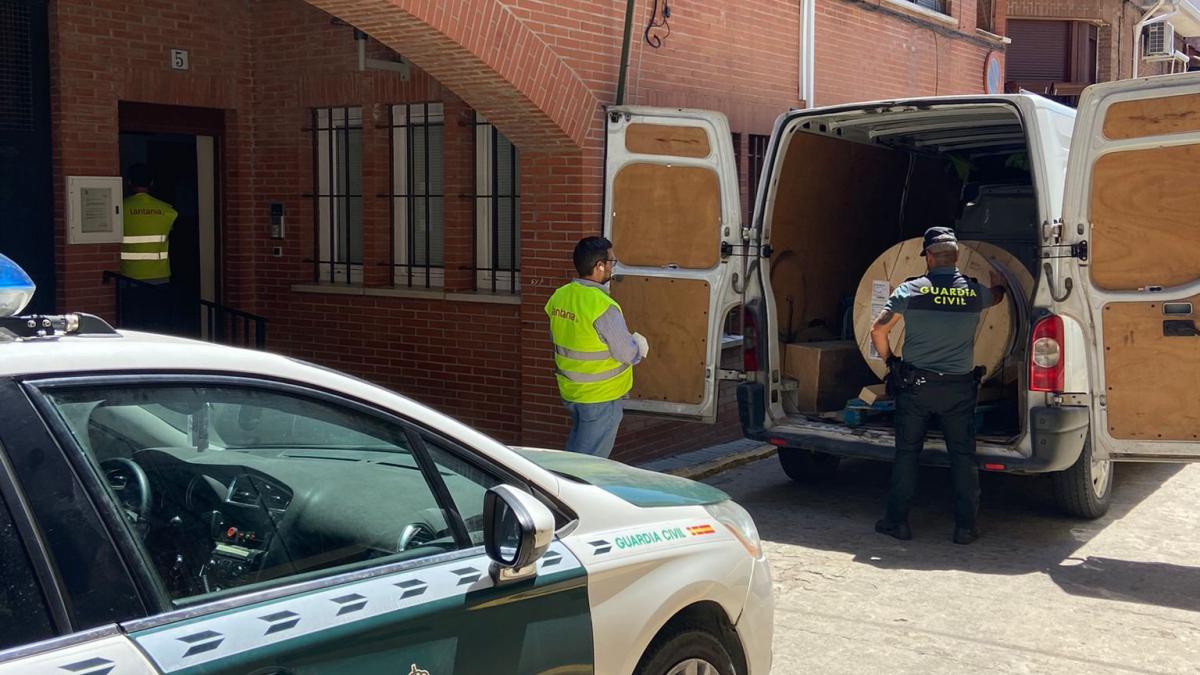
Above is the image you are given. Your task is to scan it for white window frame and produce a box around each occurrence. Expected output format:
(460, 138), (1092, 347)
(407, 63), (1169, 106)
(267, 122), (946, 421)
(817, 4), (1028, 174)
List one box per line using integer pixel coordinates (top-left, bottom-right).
(391, 103), (445, 289)
(314, 107), (364, 285)
(474, 114), (520, 293)
(881, 0), (957, 25)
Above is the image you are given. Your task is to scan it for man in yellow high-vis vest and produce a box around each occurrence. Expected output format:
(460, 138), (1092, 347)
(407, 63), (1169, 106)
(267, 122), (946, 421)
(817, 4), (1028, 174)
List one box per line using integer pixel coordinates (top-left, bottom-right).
(121, 164), (177, 283)
(120, 164), (179, 332)
(545, 236), (649, 458)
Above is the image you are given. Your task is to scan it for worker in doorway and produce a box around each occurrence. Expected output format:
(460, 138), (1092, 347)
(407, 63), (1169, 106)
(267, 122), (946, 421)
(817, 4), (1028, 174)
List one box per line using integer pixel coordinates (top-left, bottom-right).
(546, 236), (649, 458)
(870, 227), (1006, 545)
(121, 163), (177, 283)
(120, 164), (178, 332)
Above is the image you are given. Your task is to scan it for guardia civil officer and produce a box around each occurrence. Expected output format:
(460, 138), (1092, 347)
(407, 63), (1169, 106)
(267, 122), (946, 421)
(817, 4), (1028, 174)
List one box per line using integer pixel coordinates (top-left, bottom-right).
(545, 237), (649, 458)
(870, 227), (1006, 545)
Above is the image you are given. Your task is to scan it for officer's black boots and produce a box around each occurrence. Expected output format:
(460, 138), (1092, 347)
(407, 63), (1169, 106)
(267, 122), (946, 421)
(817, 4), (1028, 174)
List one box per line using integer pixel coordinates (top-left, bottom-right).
(952, 527), (979, 545)
(875, 520), (979, 544)
(874, 519), (913, 541)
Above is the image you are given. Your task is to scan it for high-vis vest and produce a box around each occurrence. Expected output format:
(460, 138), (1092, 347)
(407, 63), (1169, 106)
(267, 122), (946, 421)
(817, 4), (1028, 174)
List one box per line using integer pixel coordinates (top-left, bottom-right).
(545, 281), (634, 404)
(120, 193), (177, 280)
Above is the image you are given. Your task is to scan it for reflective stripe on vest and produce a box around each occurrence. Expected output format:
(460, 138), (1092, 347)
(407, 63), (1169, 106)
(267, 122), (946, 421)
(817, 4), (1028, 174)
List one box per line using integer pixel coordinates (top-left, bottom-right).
(555, 362), (630, 383)
(554, 345), (613, 361)
(123, 234), (168, 244)
(545, 282), (634, 404)
(120, 193), (177, 281)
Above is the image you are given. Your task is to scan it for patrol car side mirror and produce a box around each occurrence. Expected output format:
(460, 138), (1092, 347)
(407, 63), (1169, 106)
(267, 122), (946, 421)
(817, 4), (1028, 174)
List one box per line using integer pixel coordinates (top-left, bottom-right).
(483, 485), (554, 584)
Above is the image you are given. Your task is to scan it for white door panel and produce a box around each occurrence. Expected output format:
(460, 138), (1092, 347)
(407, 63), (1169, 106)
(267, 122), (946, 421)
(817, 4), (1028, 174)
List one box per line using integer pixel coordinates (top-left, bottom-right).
(1060, 73), (1200, 460)
(603, 107), (743, 422)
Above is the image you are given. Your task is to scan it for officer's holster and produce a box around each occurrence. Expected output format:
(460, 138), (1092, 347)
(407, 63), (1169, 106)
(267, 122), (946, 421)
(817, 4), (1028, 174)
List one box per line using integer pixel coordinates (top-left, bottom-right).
(885, 360), (917, 396)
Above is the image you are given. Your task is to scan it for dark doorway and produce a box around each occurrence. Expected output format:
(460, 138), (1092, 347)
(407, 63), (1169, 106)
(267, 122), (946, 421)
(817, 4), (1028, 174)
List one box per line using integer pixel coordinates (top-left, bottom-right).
(117, 103), (222, 339)
(0, 0), (54, 313)
(119, 133), (201, 335)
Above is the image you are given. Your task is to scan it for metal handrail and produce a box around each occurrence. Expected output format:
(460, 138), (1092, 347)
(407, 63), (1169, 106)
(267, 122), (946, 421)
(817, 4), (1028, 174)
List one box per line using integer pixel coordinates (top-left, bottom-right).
(102, 271), (267, 349)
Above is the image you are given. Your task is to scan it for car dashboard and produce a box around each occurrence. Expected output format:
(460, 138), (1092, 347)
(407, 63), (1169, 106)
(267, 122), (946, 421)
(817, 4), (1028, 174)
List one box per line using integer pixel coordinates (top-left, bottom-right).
(128, 446), (458, 600)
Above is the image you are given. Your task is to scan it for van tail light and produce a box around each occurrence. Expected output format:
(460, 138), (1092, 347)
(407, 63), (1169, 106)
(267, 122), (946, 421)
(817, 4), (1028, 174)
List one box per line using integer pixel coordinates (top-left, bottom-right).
(743, 305), (760, 372)
(1030, 315), (1064, 393)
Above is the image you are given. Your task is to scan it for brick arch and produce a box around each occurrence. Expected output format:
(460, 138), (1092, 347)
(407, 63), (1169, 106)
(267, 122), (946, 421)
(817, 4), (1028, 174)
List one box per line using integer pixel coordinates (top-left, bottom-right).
(303, 0), (598, 149)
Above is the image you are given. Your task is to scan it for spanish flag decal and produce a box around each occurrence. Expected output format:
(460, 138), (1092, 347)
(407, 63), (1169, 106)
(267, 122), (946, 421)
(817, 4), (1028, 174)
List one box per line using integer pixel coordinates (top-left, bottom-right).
(687, 524), (716, 536)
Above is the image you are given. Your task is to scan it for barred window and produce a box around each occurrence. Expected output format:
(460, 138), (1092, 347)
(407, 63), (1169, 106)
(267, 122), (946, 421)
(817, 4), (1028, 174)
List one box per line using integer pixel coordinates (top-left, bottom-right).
(390, 103), (445, 288)
(312, 107), (363, 284)
(474, 114), (520, 293)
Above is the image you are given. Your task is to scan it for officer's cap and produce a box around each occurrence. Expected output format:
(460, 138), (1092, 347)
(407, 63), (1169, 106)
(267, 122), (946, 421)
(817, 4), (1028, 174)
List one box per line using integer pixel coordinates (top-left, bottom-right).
(922, 227), (957, 254)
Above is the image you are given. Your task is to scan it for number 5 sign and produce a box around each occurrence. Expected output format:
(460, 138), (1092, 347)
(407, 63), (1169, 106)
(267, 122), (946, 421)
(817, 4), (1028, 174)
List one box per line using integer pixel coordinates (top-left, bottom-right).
(170, 48), (190, 71)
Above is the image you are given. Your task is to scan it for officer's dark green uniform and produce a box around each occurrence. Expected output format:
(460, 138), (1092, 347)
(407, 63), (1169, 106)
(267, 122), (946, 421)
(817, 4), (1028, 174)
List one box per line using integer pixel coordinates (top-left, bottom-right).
(878, 228), (994, 543)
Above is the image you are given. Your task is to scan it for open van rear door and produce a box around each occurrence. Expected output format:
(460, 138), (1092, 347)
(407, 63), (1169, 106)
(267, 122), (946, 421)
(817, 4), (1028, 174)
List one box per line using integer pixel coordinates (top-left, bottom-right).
(603, 107), (743, 422)
(1062, 74), (1200, 461)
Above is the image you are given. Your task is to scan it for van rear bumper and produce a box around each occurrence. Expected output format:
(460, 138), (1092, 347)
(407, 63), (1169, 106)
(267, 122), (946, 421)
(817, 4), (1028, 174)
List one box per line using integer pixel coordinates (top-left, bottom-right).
(739, 383), (1088, 474)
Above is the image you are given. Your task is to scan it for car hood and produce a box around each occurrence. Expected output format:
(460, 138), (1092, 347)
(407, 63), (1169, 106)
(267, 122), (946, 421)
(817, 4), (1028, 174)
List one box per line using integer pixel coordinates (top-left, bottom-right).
(512, 448), (729, 508)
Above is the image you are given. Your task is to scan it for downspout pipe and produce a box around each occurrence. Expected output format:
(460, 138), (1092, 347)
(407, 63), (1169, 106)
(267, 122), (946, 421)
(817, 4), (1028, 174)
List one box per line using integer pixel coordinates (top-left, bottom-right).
(616, 0), (637, 105)
(799, 0), (816, 108)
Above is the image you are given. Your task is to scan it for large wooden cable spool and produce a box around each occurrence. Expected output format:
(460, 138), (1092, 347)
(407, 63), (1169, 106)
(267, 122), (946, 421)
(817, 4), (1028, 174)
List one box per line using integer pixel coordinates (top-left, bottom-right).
(852, 238), (1032, 383)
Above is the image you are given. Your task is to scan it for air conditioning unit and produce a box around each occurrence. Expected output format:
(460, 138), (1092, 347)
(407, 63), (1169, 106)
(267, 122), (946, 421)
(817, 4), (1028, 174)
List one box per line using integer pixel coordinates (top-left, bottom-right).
(1142, 22), (1175, 61)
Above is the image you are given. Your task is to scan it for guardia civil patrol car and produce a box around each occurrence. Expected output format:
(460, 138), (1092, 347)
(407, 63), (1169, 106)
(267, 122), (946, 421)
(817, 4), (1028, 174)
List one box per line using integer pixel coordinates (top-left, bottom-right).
(0, 255), (772, 675)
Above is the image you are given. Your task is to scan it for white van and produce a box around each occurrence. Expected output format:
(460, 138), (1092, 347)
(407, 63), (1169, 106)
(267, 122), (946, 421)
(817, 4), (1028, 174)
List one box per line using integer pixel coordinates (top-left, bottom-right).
(603, 73), (1200, 519)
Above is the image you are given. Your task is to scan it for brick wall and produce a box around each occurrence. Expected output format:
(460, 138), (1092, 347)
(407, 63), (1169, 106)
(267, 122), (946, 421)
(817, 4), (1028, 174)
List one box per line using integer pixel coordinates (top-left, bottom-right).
(244, 0), (531, 437)
(49, 0), (253, 314)
(49, 0), (998, 463)
(815, 0), (1002, 105)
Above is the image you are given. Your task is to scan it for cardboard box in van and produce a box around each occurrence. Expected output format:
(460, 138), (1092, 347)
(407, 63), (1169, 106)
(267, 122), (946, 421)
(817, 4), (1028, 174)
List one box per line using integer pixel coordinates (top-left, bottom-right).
(783, 340), (875, 412)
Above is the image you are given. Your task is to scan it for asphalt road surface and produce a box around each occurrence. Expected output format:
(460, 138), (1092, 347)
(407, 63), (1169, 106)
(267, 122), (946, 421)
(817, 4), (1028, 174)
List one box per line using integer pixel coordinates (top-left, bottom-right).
(706, 455), (1200, 674)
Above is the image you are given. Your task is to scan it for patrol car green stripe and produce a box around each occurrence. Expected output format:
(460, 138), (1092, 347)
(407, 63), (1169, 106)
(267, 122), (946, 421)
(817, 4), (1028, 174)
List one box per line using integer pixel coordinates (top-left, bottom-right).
(132, 542), (592, 673)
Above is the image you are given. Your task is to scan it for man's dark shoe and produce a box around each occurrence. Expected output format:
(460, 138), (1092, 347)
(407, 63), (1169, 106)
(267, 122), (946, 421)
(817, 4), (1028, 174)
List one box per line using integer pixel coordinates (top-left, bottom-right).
(953, 527), (979, 545)
(875, 519), (912, 541)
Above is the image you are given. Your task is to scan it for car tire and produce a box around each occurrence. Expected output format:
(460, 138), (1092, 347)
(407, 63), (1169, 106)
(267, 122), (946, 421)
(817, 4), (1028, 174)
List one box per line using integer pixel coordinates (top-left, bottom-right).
(1052, 435), (1112, 519)
(777, 447), (839, 483)
(635, 625), (737, 675)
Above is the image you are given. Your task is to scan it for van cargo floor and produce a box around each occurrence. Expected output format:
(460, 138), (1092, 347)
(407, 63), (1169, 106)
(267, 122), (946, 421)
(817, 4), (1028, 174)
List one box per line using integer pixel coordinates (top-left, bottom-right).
(783, 413), (1019, 447)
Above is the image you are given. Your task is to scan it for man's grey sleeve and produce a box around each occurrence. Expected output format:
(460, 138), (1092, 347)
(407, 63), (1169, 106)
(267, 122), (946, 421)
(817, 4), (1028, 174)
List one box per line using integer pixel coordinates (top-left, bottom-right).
(881, 283), (911, 317)
(594, 306), (642, 365)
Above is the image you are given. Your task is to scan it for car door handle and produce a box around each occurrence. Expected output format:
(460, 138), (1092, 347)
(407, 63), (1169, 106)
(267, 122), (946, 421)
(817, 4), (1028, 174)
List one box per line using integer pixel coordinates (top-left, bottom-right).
(1163, 319), (1198, 337)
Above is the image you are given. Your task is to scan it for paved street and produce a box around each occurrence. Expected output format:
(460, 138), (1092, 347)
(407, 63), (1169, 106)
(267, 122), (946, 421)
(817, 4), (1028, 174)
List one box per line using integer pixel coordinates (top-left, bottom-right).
(706, 455), (1200, 674)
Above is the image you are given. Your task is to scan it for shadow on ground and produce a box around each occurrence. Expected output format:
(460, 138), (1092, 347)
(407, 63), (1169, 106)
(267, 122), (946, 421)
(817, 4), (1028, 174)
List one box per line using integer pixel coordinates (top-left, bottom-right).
(705, 454), (1200, 612)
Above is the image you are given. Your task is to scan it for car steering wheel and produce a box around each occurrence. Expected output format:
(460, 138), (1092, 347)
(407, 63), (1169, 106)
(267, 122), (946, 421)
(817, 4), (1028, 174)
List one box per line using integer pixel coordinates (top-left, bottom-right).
(100, 457), (153, 539)
(398, 522), (439, 551)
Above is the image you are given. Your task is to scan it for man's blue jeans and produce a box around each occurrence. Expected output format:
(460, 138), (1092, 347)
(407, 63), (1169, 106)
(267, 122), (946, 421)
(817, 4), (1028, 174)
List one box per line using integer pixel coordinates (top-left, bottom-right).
(564, 399), (624, 458)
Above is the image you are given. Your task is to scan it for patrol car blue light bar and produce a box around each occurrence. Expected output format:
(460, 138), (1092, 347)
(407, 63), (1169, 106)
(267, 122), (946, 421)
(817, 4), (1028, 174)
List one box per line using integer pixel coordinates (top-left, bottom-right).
(0, 254), (36, 318)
